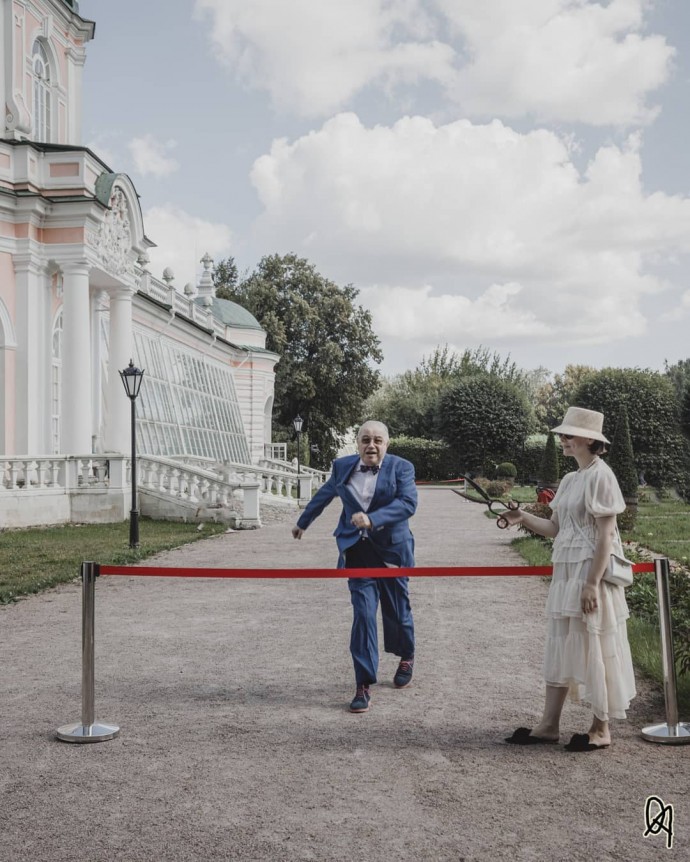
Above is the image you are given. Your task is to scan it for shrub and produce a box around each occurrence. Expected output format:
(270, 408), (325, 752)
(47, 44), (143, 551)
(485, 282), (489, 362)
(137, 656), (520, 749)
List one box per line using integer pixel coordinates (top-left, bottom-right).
(617, 507), (637, 533)
(485, 480), (511, 497)
(609, 405), (639, 499)
(517, 502), (553, 544)
(539, 433), (560, 485)
(496, 462), (517, 479)
(573, 368), (686, 487)
(515, 434), (547, 483)
(388, 436), (457, 481)
(437, 375), (531, 469)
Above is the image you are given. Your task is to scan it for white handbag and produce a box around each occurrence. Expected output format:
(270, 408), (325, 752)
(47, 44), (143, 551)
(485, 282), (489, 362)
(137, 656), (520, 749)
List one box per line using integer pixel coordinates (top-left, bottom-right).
(573, 521), (634, 588)
(603, 553), (634, 588)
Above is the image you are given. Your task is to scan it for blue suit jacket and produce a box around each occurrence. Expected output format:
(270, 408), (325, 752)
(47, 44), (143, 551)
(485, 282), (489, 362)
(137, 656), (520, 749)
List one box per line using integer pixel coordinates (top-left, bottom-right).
(296, 453), (417, 568)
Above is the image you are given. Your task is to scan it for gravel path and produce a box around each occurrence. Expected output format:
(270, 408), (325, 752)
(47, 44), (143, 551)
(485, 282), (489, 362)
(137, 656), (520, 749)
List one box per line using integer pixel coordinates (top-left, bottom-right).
(0, 489), (687, 861)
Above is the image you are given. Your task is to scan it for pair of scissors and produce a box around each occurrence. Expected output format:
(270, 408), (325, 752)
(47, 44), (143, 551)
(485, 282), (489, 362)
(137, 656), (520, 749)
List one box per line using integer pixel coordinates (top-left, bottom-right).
(453, 475), (520, 529)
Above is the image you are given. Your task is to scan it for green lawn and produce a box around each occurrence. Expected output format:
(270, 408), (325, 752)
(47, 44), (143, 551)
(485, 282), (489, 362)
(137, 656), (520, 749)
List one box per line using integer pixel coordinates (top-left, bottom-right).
(0, 519), (227, 604)
(626, 496), (690, 563)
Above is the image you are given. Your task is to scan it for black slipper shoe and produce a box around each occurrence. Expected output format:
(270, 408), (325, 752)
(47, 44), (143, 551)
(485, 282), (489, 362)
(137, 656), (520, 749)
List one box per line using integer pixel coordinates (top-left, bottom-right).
(505, 726), (559, 745)
(564, 732), (610, 752)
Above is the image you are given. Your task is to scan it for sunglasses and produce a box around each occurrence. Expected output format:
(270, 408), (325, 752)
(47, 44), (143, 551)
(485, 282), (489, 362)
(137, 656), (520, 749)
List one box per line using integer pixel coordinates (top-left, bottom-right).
(558, 433), (574, 440)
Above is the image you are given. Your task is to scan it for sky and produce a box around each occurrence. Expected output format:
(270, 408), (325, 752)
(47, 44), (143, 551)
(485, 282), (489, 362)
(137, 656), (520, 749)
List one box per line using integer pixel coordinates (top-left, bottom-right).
(79, 0), (690, 380)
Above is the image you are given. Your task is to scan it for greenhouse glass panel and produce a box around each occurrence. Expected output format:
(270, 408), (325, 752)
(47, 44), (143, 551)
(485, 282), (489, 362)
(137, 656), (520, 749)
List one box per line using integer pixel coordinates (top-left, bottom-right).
(133, 331), (251, 463)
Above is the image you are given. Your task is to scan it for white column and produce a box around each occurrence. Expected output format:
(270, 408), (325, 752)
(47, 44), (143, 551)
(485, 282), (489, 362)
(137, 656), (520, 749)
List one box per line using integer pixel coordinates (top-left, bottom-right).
(91, 290), (108, 452)
(14, 255), (48, 453)
(61, 261), (92, 454)
(66, 45), (88, 145)
(105, 287), (135, 453)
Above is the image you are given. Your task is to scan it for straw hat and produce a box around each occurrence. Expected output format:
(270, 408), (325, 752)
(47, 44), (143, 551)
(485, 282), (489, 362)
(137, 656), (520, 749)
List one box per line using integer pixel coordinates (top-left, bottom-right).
(551, 406), (610, 444)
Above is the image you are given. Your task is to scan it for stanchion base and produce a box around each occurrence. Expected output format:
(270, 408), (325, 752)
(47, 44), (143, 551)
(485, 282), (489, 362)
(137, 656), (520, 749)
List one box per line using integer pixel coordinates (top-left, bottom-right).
(56, 722), (120, 743)
(641, 722), (690, 744)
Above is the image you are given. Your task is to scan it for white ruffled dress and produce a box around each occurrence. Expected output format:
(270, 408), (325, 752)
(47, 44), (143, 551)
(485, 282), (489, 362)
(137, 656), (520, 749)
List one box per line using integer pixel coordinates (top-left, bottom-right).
(545, 457), (636, 721)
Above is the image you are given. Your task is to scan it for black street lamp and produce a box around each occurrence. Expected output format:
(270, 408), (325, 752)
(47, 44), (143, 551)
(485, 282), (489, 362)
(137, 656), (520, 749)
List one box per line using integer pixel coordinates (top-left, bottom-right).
(293, 414), (303, 500)
(119, 359), (145, 548)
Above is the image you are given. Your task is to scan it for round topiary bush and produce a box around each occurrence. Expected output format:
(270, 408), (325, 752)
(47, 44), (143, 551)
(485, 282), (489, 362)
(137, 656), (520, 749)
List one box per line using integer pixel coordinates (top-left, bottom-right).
(496, 462), (517, 479)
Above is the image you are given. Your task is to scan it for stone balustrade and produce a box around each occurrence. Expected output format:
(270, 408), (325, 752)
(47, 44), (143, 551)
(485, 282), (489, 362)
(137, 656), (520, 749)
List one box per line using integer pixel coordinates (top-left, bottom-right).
(0, 455), (115, 492)
(137, 455), (260, 526)
(0, 455), (127, 528)
(0, 452), (309, 528)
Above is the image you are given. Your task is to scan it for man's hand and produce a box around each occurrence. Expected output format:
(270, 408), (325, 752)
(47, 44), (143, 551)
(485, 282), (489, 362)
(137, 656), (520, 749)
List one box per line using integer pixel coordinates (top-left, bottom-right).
(292, 526), (305, 540)
(350, 512), (372, 530)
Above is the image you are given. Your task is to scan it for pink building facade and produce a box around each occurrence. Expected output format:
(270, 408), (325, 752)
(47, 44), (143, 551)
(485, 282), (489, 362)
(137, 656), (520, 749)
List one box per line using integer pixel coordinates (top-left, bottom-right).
(0, 1), (283, 526)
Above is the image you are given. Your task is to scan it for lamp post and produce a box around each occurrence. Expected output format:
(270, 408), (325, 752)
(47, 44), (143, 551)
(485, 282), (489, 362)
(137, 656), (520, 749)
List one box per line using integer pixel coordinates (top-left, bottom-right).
(119, 359), (145, 548)
(293, 414), (303, 501)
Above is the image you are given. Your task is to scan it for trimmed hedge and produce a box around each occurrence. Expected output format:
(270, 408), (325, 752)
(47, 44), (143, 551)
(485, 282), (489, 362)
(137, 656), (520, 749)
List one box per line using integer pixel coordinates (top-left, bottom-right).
(388, 436), (458, 481)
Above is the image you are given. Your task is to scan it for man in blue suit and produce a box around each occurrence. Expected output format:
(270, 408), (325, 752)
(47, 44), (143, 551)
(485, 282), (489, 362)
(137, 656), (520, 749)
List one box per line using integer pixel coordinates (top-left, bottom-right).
(292, 420), (417, 713)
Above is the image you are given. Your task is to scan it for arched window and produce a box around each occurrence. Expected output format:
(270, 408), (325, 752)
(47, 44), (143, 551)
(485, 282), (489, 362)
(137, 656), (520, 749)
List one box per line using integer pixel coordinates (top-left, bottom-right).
(52, 311), (63, 453)
(32, 41), (52, 142)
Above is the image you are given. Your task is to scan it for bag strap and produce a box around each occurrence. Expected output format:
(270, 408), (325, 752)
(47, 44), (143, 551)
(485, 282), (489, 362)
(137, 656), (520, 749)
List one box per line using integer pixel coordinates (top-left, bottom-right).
(569, 514), (627, 561)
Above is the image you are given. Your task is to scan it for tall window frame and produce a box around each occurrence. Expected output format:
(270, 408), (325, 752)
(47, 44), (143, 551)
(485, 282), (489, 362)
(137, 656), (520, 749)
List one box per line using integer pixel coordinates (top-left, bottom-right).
(32, 40), (52, 142)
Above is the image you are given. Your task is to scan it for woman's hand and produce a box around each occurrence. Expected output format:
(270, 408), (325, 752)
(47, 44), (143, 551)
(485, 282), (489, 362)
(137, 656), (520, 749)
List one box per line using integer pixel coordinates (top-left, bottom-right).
(501, 509), (523, 528)
(581, 582), (599, 614)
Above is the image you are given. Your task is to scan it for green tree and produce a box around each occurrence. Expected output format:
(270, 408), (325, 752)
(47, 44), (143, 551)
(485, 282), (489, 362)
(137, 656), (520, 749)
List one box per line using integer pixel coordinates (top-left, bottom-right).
(362, 375), (441, 439)
(214, 253), (382, 464)
(681, 382), (690, 438)
(539, 433), (560, 485)
(437, 376), (531, 472)
(608, 404), (639, 499)
(362, 345), (464, 438)
(664, 358), (690, 402)
(363, 344), (536, 439)
(573, 368), (685, 487)
(212, 256), (239, 300)
(426, 344), (530, 387)
(515, 433), (547, 483)
(534, 364), (597, 430)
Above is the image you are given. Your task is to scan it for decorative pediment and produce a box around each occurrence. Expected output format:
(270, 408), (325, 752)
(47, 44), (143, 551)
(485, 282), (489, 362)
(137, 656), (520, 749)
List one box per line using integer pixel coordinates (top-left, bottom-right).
(96, 185), (134, 278)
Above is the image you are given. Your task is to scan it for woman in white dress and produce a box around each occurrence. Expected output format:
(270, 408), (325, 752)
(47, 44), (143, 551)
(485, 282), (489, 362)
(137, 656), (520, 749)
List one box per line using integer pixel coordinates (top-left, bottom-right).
(503, 406), (636, 752)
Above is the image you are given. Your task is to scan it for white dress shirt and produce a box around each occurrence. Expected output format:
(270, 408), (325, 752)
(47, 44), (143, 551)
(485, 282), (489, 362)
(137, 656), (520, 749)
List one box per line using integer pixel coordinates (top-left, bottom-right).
(347, 458), (382, 513)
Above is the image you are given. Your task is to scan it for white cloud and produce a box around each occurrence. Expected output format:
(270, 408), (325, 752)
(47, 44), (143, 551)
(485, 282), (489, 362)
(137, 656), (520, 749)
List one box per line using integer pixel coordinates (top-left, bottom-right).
(128, 134), (180, 178)
(143, 204), (234, 288)
(438, 0), (674, 125)
(660, 289), (690, 322)
(360, 282), (549, 339)
(194, 0), (452, 117)
(195, 0), (673, 125)
(249, 113), (690, 354)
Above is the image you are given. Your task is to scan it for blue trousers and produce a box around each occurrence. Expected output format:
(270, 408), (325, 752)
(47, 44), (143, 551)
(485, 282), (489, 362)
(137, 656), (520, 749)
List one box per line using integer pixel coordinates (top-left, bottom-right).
(346, 538), (415, 685)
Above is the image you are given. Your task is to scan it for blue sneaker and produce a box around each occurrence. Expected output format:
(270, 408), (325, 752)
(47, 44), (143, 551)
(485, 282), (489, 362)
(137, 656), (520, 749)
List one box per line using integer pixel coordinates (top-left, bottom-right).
(394, 658), (414, 688)
(349, 684), (371, 713)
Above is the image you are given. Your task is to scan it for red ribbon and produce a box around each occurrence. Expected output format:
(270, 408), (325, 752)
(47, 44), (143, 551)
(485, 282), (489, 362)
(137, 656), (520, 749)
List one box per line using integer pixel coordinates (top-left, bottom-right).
(99, 562), (656, 579)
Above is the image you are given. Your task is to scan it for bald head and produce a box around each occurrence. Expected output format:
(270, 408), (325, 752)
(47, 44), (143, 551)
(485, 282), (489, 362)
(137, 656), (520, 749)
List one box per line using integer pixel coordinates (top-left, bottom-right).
(357, 421), (389, 466)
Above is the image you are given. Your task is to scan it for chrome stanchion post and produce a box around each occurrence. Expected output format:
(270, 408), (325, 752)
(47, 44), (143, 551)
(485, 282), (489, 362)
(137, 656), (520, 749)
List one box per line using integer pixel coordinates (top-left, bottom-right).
(641, 557), (690, 744)
(56, 562), (120, 743)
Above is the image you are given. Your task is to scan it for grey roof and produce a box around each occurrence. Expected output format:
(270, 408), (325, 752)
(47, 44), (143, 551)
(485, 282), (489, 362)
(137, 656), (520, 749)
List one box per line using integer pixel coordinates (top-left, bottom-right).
(195, 297), (263, 330)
